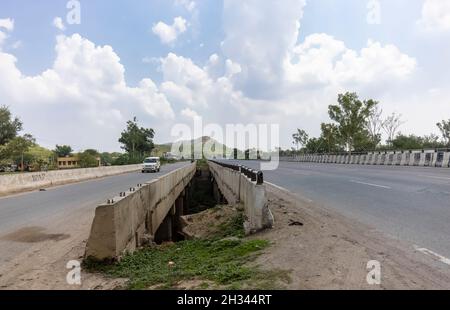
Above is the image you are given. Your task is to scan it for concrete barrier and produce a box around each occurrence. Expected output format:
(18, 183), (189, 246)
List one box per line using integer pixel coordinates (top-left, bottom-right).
(208, 161), (273, 234)
(85, 162), (196, 261)
(414, 152), (423, 166)
(436, 151), (450, 167)
(0, 164), (142, 196)
(280, 149), (450, 169)
(424, 151), (434, 167)
(444, 152), (450, 168)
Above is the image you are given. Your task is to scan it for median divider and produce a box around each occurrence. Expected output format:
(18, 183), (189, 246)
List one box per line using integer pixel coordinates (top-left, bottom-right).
(85, 162), (196, 261)
(284, 149), (450, 168)
(208, 161), (273, 235)
(0, 164), (142, 196)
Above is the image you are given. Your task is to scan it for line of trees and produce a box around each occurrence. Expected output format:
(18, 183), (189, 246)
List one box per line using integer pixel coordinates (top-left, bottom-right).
(0, 106), (38, 171)
(288, 92), (450, 156)
(0, 106), (157, 172)
(114, 117), (156, 165)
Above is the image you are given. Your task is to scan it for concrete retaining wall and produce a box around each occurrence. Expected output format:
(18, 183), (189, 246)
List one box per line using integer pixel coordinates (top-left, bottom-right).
(0, 164), (142, 196)
(207, 161), (273, 234)
(284, 150), (450, 168)
(85, 163), (196, 261)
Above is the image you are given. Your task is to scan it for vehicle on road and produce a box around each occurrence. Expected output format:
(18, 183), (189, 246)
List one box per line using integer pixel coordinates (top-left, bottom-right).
(142, 157), (161, 173)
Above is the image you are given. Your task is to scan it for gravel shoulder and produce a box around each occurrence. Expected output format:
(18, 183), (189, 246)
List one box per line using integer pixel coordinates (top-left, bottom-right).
(251, 184), (450, 289)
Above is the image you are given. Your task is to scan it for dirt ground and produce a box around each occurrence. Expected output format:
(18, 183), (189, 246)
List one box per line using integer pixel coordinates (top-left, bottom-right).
(0, 205), (124, 290)
(254, 184), (450, 289)
(179, 204), (241, 239)
(1, 183), (450, 290)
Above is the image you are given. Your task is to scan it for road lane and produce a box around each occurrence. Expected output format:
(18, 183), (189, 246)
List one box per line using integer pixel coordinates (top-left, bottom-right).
(0, 162), (190, 269)
(0, 162), (189, 235)
(225, 160), (450, 260)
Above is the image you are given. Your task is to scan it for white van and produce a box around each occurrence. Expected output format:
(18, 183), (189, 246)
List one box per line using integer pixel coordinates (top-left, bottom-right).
(142, 157), (161, 173)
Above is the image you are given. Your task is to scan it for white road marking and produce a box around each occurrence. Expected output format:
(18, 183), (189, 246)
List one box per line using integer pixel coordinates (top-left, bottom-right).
(414, 245), (450, 266)
(349, 180), (392, 189)
(418, 175), (450, 181)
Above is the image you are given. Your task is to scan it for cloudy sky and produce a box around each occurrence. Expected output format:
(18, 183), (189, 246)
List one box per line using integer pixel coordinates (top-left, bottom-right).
(0, 0), (449, 152)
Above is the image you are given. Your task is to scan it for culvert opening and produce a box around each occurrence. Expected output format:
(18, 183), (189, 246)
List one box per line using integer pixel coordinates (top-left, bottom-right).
(154, 160), (229, 244)
(187, 160), (228, 214)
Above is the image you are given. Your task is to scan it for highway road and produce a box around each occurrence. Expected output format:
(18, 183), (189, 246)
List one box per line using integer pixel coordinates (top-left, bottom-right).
(227, 160), (450, 262)
(0, 162), (189, 269)
(1, 159), (449, 287)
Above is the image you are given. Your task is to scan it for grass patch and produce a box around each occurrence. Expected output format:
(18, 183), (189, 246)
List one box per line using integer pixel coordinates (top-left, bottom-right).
(85, 238), (272, 290)
(84, 210), (289, 290)
(216, 212), (246, 239)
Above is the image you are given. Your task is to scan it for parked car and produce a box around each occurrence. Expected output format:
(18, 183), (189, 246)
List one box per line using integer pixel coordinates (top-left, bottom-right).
(142, 157), (161, 173)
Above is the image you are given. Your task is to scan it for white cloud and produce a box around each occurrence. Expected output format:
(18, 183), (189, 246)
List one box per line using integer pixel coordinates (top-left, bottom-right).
(222, 0), (306, 98)
(418, 0), (450, 32)
(0, 18), (14, 31)
(0, 34), (174, 151)
(0, 18), (14, 47)
(155, 1), (420, 148)
(174, 0), (196, 12)
(53, 17), (66, 31)
(181, 108), (201, 120)
(286, 34), (416, 87)
(11, 41), (22, 49)
(160, 53), (213, 108)
(152, 17), (188, 45)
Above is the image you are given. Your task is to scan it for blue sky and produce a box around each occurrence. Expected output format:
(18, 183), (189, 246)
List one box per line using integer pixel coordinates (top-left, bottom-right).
(0, 0), (449, 151)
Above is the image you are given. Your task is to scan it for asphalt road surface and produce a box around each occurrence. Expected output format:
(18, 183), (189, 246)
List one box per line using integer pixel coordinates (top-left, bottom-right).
(0, 162), (189, 268)
(226, 160), (450, 262)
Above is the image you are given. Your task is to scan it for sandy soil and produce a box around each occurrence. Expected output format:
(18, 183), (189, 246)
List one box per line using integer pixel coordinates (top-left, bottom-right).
(179, 205), (241, 239)
(0, 206), (123, 290)
(253, 184), (450, 289)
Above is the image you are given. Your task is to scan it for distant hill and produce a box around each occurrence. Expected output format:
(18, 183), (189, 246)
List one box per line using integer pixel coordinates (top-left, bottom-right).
(154, 136), (243, 159)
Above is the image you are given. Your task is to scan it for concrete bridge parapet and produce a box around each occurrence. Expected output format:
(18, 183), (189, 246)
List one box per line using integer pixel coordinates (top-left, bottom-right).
(85, 162), (196, 261)
(208, 161), (273, 235)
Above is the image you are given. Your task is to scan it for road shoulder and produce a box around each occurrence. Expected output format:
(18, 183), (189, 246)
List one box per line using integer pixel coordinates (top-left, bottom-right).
(249, 184), (450, 289)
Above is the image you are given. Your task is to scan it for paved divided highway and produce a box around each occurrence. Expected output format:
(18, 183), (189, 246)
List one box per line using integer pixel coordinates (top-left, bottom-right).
(0, 162), (190, 235)
(1, 159), (449, 272)
(0, 162), (190, 268)
(226, 160), (450, 260)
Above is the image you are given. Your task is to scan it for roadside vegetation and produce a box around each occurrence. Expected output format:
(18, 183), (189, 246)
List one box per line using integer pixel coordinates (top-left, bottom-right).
(287, 92), (450, 156)
(0, 106), (177, 173)
(84, 210), (288, 290)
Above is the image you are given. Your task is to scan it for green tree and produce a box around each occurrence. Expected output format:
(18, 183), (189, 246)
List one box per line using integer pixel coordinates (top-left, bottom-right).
(0, 134), (36, 171)
(437, 119), (450, 146)
(391, 133), (444, 150)
(0, 106), (23, 145)
(25, 145), (54, 171)
(305, 137), (327, 154)
(54, 145), (73, 157)
(353, 129), (375, 152)
(100, 152), (114, 166)
(78, 151), (99, 168)
(84, 149), (100, 156)
(119, 117), (155, 159)
(422, 134), (443, 149)
(320, 123), (341, 153)
(328, 92), (377, 155)
(292, 129), (309, 152)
